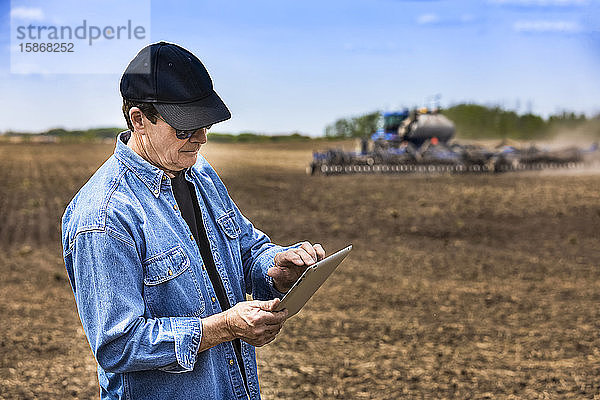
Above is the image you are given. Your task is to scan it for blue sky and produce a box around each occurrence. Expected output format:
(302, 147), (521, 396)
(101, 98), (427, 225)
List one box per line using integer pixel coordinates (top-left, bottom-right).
(1, 0), (599, 135)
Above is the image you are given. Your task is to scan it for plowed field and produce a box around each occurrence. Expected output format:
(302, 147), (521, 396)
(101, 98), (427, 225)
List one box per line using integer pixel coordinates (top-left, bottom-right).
(0, 140), (598, 399)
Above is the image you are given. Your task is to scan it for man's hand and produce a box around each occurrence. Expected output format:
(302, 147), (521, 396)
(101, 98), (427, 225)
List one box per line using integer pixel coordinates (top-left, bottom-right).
(268, 242), (326, 293)
(224, 299), (288, 347)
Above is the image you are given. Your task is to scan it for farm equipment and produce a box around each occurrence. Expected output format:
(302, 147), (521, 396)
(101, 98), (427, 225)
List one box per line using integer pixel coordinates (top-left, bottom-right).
(310, 109), (600, 175)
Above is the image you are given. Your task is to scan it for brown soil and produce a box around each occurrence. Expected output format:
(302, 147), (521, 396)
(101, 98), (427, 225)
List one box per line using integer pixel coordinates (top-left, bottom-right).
(0, 141), (598, 399)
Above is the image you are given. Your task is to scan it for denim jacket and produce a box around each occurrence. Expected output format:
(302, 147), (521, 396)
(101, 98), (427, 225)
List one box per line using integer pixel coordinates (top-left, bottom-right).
(62, 131), (289, 399)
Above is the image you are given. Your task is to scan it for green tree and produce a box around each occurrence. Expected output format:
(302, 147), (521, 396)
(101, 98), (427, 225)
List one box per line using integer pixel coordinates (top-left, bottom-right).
(352, 112), (380, 138)
(324, 111), (381, 138)
(337, 119), (354, 138)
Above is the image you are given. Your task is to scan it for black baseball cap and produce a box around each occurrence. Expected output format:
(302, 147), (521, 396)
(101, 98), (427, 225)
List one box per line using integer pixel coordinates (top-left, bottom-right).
(120, 41), (231, 130)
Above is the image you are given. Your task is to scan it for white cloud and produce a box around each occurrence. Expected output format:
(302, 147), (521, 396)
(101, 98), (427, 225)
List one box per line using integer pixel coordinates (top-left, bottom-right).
(417, 13), (440, 25)
(416, 13), (478, 27)
(10, 7), (45, 21)
(513, 20), (583, 32)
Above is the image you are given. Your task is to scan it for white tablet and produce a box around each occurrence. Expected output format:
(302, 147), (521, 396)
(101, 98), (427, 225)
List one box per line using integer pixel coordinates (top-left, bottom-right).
(274, 245), (352, 317)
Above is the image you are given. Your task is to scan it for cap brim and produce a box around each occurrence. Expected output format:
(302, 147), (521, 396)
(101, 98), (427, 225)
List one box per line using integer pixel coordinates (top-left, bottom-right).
(154, 91), (231, 130)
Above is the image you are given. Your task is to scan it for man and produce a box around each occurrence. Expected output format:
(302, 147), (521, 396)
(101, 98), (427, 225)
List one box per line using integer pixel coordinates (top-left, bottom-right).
(61, 41), (325, 400)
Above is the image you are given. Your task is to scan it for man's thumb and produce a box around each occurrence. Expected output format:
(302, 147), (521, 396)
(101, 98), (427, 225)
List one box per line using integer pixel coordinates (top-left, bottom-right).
(259, 298), (280, 312)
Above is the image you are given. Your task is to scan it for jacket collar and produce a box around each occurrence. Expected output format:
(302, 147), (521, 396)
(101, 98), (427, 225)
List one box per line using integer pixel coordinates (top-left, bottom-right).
(114, 130), (167, 198)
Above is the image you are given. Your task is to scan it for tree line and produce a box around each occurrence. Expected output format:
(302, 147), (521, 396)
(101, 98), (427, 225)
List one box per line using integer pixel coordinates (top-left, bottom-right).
(0, 127), (314, 143)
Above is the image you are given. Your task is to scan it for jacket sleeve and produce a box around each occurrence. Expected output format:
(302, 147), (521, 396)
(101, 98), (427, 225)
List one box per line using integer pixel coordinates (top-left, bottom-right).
(64, 229), (202, 374)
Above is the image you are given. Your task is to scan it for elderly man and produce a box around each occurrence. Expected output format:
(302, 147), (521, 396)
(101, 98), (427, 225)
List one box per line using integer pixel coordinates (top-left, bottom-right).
(61, 41), (325, 400)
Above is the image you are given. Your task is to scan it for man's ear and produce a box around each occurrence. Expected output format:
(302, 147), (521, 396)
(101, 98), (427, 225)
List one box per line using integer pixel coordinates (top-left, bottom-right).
(129, 107), (145, 134)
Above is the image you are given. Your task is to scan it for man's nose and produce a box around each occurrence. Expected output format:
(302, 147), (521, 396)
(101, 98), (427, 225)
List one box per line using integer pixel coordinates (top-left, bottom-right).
(189, 128), (207, 144)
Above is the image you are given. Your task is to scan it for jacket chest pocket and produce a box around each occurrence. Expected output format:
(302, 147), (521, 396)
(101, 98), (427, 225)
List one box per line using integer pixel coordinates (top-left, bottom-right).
(216, 210), (244, 275)
(217, 210), (241, 240)
(142, 246), (205, 318)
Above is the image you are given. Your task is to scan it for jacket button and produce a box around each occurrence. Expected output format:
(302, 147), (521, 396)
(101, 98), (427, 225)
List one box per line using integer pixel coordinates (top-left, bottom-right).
(211, 296), (216, 303)
(173, 204), (178, 211)
(168, 269), (173, 276)
(229, 359), (234, 366)
(189, 234), (194, 241)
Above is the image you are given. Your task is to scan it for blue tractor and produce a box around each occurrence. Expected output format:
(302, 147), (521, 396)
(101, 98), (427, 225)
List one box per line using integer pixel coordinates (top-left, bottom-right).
(310, 108), (597, 175)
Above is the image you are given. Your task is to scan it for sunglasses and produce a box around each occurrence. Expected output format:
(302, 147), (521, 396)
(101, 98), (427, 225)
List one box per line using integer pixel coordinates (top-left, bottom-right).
(156, 115), (212, 140)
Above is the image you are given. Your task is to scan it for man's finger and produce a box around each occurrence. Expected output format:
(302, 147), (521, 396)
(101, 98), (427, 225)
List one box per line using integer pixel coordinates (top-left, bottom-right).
(257, 299), (287, 317)
(258, 298), (280, 312)
(263, 324), (282, 336)
(256, 310), (287, 326)
(276, 251), (303, 267)
(246, 309), (284, 326)
(299, 241), (318, 262)
(271, 307), (288, 322)
(294, 248), (316, 266)
(313, 243), (326, 261)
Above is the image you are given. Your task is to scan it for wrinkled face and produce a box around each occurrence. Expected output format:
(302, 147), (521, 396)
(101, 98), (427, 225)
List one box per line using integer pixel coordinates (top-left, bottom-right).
(129, 109), (208, 173)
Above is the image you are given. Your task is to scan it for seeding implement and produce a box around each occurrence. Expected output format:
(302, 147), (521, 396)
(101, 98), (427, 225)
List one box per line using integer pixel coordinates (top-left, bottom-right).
(310, 109), (599, 175)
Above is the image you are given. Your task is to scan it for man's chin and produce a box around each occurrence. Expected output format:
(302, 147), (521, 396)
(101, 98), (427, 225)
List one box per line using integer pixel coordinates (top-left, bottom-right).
(178, 152), (198, 167)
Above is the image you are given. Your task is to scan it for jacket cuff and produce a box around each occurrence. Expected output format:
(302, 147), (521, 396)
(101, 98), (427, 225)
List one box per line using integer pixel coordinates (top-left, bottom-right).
(160, 317), (202, 373)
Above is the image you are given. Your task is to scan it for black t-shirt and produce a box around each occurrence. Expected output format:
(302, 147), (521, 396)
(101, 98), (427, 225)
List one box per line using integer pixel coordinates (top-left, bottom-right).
(170, 171), (247, 389)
